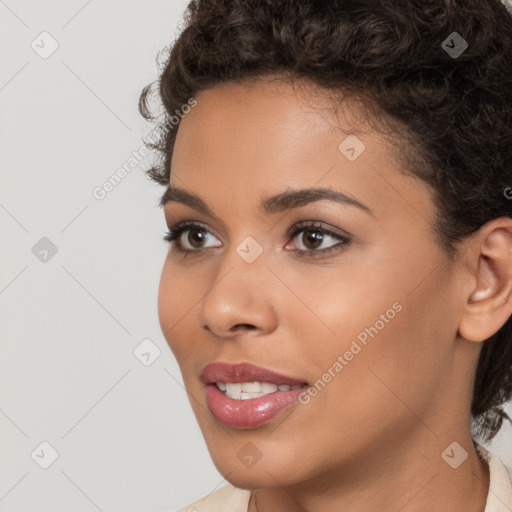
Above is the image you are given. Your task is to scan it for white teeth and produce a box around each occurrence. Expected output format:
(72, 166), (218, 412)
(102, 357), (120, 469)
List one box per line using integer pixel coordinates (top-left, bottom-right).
(261, 382), (278, 393)
(241, 382), (262, 393)
(230, 383), (242, 393)
(215, 381), (302, 400)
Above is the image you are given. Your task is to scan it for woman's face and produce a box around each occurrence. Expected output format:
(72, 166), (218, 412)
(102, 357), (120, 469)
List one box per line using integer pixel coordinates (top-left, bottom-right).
(158, 79), (467, 488)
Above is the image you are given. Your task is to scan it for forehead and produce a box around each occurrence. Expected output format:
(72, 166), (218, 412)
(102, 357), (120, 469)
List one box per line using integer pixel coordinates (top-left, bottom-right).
(168, 79), (432, 224)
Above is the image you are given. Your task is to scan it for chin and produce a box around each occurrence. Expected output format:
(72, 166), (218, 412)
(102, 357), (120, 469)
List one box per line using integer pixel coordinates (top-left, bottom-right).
(221, 465), (300, 490)
(207, 440), (312, 489)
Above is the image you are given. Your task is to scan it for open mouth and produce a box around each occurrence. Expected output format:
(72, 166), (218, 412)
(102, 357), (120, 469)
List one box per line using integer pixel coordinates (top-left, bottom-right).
(204, 368), (311, 428)
(214, 381), (308, 400)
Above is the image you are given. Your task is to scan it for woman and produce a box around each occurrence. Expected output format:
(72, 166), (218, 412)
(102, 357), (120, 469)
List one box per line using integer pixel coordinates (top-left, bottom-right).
(139, 0), (512, 510)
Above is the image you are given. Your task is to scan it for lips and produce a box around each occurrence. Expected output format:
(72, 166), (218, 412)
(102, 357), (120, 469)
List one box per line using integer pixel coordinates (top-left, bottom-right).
(200, 362), (309, 428)
(200, 362), (308, 386)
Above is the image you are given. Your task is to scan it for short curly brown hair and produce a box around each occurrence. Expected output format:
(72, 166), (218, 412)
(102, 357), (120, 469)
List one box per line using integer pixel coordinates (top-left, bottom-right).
(139, 0), (512, 441)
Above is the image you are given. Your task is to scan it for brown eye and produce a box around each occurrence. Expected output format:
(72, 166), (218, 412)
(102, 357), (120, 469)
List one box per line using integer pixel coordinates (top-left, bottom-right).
(186, 227), (208, 248)
(285, 222), (352, 258)
(291, 227), (342, 252)
(300, 229), (324, 250)
(176, 225), (222, 251)
(163, 221), (223, 253)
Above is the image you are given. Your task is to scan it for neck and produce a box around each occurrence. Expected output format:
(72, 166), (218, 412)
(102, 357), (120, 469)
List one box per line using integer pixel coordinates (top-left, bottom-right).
(247, 427), (490, 512)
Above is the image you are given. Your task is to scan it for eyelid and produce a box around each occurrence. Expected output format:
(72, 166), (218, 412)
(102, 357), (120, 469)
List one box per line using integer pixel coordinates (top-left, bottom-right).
(163, 207), (230, 239)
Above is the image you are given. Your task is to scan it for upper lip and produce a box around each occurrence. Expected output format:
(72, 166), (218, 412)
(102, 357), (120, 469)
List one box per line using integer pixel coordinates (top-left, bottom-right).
(201, 362), (307, 386)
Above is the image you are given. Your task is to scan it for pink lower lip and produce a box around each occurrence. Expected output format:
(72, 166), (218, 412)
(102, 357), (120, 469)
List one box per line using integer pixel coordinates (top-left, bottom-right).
(206, 384), (306, 428)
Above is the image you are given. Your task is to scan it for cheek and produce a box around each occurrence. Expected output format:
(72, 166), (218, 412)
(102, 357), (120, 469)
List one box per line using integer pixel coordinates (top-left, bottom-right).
(157, 260), (195, 359)
(286, 246), (455, 413)
(339, 291), (452, 429)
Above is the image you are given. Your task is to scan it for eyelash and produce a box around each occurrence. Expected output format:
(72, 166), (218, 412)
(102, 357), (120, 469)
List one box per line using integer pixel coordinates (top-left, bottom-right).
(163, 221), (351, 259)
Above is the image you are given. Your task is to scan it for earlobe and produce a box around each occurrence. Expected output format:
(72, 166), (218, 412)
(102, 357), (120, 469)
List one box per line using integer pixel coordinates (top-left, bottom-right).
(458, 221), (512, 343)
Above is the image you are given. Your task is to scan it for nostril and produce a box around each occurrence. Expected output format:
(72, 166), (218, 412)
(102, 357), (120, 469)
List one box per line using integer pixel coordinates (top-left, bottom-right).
(232, 323), (257, 331)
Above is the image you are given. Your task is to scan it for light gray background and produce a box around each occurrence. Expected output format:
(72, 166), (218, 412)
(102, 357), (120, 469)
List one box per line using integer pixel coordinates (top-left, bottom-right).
(0, 1), (511, 511)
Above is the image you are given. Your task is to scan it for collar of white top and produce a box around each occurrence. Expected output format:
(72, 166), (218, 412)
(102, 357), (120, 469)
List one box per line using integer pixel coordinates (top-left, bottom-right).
(475, 442), (512, 512)
(501, 0), (512, 12)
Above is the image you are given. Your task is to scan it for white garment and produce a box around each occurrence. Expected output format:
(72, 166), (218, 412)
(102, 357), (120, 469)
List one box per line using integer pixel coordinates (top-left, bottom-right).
(173, 443), (512, 512)
(501, 0), (512, 13)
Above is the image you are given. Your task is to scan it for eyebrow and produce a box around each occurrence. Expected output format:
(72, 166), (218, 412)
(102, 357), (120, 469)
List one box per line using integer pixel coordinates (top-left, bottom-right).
(160, 185), (374, 217)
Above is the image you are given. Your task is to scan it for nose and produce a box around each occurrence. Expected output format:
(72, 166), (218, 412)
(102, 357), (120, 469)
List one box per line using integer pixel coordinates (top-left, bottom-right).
(197, 253), (279, 339)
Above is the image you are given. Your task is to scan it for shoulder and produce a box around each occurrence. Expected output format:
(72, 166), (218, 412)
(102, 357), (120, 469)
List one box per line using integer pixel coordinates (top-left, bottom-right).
(173, 484), (252, 512)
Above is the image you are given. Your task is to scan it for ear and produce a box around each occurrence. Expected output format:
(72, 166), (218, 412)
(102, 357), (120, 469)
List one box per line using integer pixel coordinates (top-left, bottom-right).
(458, 218), (512, 342)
